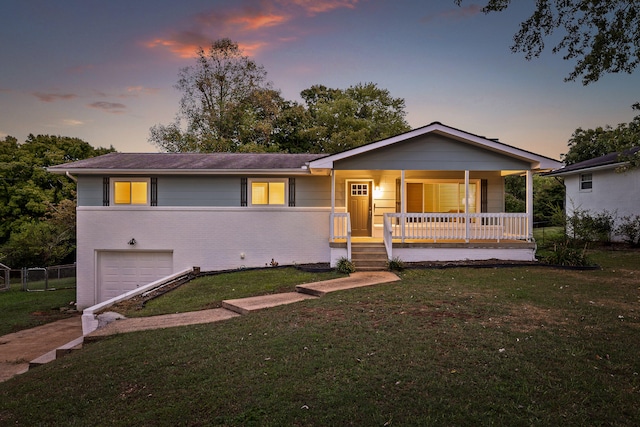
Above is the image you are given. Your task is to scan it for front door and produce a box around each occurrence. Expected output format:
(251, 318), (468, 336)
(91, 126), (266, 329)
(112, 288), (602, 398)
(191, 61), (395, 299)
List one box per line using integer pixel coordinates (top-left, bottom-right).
(348, 181), (371, 237)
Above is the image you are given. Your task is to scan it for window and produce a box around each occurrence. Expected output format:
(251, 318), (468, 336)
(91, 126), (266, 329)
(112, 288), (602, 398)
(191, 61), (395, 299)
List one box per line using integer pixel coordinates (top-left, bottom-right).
(351, 183), (368, 196)
(111, 179), (149, 205)
(249, 179), (287, 206)
(406, 181), (479, 213)
(580, 173), (593, 191)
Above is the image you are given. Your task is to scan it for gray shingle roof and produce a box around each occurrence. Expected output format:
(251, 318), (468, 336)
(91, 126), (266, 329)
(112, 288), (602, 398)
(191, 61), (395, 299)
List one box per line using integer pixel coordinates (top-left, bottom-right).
(48, 152), (327, 172)
(546, 146), (640, 175)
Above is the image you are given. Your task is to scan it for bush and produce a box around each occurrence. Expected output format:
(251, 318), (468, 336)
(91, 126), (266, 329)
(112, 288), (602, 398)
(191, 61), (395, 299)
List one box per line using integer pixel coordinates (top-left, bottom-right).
(335, 257), (356, 274)
(542, 242), (592, 267)
(567, 208), (616, 243)
(387, 257), (405, 271)
(616, 215), (640, 246)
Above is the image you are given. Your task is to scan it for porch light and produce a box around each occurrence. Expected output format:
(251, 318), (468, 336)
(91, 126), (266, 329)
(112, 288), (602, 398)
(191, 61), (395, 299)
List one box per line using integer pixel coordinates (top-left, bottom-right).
(373, 185), (383, 199)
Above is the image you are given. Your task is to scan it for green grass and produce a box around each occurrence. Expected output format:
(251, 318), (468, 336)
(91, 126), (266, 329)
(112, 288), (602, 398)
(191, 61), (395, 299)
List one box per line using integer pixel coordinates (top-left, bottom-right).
(0, 285), (77, 336)
(113, 267), (344, 317)
(1, 250), (639, 425)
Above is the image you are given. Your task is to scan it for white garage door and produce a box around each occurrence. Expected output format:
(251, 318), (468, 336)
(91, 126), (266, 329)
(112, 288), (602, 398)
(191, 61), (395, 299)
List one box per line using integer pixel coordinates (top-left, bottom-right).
(97, 251), (173, 303)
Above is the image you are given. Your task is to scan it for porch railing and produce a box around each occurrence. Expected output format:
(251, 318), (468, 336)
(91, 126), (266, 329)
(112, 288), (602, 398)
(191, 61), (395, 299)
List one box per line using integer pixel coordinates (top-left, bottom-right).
(383, 213), (530, 243)
(331, 212), (352, 259)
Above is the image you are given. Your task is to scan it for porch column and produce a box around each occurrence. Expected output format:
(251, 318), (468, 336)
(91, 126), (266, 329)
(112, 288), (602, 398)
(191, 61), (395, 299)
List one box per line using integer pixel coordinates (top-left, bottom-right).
(401, 169), (405, 243)
(464, 170), (470, 243)
(526, 169), (533, 241)
(330, 170), (335, 239)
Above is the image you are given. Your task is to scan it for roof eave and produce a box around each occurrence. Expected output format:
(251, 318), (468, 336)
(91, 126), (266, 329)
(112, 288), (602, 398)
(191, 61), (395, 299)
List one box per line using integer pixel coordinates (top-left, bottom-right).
(47, 168), (314, 176)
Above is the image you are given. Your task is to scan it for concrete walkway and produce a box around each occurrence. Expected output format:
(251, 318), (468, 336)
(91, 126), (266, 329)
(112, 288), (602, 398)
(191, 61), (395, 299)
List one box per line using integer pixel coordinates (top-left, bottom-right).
(0, 271), (400, 382)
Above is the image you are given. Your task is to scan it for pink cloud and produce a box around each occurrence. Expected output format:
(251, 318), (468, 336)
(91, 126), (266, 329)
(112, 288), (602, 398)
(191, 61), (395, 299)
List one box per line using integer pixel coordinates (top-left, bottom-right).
(284, 0), (359, 15)
(144, 0), (360, 58)
(421, 4), (482, 24)
(33, 92), (78, 102)
(88, 101), (126, 113)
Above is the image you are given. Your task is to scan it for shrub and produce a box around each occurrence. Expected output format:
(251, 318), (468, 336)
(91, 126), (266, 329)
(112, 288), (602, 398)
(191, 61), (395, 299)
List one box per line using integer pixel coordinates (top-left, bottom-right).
(387, 257), (405, 271)
(335, 257), (356, 274)
(542, 242), (592, 267)
(567, 208), (616, 243)
(615, 215), (640, 246)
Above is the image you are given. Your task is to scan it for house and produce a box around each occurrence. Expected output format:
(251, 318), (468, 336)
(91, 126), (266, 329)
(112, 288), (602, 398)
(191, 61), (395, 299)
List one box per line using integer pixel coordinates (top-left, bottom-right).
(48, 122), (562, 309)
(546, 147), (640, 240)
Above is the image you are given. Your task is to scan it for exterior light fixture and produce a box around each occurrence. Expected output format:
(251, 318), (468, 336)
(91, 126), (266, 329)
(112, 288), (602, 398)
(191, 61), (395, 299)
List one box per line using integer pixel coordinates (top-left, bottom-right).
(128, 238), (137, 246)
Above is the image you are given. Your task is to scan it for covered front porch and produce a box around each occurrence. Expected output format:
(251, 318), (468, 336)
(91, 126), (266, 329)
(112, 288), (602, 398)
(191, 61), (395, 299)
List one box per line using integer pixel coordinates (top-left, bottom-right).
(306, 122), (562, 265)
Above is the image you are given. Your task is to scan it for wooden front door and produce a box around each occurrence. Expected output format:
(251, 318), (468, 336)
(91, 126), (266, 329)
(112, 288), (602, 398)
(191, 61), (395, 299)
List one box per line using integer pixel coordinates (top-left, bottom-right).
(348, 182), (371, 237)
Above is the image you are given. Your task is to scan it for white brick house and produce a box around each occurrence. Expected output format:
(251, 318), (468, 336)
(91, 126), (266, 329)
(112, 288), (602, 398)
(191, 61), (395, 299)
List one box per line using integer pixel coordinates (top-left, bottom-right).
(49, 122), (562, 309)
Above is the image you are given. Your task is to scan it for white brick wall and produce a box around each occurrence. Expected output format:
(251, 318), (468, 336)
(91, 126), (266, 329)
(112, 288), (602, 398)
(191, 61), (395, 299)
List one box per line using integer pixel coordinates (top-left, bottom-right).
(76, 207), (331, 309)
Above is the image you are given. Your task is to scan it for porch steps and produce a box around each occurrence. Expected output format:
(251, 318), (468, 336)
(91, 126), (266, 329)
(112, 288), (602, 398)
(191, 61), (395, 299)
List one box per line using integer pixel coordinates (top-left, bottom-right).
(351, 242), (388, 271)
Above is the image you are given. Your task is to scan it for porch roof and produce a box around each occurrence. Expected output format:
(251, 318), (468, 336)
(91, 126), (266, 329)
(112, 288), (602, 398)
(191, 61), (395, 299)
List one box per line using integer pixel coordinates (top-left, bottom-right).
(308, 122), (563, 173)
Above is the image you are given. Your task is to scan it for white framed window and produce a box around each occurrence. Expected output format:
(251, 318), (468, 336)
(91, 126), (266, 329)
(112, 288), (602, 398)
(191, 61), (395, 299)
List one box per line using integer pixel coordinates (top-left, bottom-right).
(249, 178), (288, 206)
(111, 178), (150, 205)
(580, 173), (593, 191)
(406, 180), (479, 213)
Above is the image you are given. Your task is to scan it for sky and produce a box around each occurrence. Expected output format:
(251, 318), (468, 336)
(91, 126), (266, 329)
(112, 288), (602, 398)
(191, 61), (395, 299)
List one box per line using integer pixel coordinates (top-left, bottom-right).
(1, 0), (639, 161)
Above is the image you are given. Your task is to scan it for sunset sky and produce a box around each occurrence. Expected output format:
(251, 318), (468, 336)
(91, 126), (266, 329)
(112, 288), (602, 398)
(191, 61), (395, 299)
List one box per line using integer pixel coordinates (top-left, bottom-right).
(1, 0), (639, 160)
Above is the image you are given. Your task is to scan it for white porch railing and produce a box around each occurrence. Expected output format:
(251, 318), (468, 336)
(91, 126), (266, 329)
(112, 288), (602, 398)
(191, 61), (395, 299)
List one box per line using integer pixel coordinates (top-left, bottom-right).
(331, 212), (352, 259)
(383, 213), (530, 243)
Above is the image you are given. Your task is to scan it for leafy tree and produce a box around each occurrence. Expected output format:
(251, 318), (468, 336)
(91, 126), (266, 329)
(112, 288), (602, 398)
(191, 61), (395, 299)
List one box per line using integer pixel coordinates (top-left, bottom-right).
(0, 135), (113, 266)
(455, 0), (640, 85)
(504, 175), (565, 225)
(300, 83), (410, 153)
(563, 104), (640, 166)
(150, 38), (284, 153)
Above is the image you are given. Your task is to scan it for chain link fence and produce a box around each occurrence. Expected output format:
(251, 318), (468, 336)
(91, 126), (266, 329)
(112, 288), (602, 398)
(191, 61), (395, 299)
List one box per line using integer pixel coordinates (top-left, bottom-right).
(0, 263), (76, 291)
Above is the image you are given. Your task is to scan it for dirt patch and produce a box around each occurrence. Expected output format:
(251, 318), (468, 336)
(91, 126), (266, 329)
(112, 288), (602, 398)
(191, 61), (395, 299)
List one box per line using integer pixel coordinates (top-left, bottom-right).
(483, 303), (574, 333)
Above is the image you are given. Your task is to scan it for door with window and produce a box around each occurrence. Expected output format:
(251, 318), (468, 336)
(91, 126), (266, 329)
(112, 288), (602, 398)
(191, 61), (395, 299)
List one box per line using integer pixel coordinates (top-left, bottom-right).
(348, 182), (371, 237)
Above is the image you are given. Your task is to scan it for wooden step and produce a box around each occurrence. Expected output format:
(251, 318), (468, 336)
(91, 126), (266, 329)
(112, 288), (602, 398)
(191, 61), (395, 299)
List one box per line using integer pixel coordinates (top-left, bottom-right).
(351, 243), (388, 271)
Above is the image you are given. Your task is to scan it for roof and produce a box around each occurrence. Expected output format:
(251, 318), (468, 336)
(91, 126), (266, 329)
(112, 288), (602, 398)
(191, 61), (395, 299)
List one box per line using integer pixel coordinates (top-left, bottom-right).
(48, 152), (327, 175)
(546, 146), (640, 176)
(308, 122), (562, 171)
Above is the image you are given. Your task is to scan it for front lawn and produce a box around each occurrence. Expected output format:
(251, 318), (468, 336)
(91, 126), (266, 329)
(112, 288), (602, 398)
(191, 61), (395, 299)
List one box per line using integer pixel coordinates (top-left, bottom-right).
(1, 249), (638, 425)
(0, 286), (77, 336)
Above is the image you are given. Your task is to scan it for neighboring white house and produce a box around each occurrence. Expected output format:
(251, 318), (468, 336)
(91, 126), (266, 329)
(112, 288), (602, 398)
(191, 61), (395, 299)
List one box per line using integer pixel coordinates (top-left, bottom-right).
(48, 122), (562, 309)
(546, 147), (640, 241)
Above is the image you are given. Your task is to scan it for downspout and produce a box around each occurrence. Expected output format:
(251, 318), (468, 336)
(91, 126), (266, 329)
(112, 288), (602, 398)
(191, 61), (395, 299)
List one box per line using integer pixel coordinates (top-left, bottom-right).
(65, 171), (78, 182)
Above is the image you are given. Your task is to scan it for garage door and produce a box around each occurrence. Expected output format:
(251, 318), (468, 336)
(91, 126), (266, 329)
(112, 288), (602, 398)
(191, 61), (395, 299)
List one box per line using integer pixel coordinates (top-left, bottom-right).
(97, 251), (173, 303)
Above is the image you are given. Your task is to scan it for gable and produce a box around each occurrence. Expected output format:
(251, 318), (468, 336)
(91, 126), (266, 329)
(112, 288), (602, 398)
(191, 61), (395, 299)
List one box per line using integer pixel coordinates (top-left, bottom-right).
(334, 134), (531, 171)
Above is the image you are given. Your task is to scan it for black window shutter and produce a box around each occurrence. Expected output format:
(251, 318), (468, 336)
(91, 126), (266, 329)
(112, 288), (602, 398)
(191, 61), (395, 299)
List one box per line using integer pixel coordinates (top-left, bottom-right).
(481, 179), (488, 213)
(289, 178), (296, 207)
(103, 177), (110, 206)
(151, 177), (158, 206)
(241, 177), (247, 206)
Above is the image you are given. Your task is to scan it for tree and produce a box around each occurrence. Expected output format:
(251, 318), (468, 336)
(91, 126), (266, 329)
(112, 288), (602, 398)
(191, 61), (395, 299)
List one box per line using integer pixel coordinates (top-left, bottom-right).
(0, 135), (113, 266)
(455, 1), (640, 85)
(563, 104), (640, 166)
(150, 38), (284, 153)
(300, 83), (410, 153)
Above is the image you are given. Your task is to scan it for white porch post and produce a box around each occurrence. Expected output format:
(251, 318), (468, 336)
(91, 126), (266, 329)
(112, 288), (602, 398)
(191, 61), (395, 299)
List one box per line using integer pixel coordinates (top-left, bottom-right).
(401, 169), (405, 243)
(526, 169), (533, 241)
(464, 170), (470, 242)
(330, 170), (335, 240)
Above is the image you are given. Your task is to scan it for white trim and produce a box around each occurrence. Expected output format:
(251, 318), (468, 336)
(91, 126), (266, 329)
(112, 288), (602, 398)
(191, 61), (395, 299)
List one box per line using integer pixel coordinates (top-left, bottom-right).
(50, 168), (313, 176)
(345, 178), (374, 237)
(579, 173), (593, 192)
